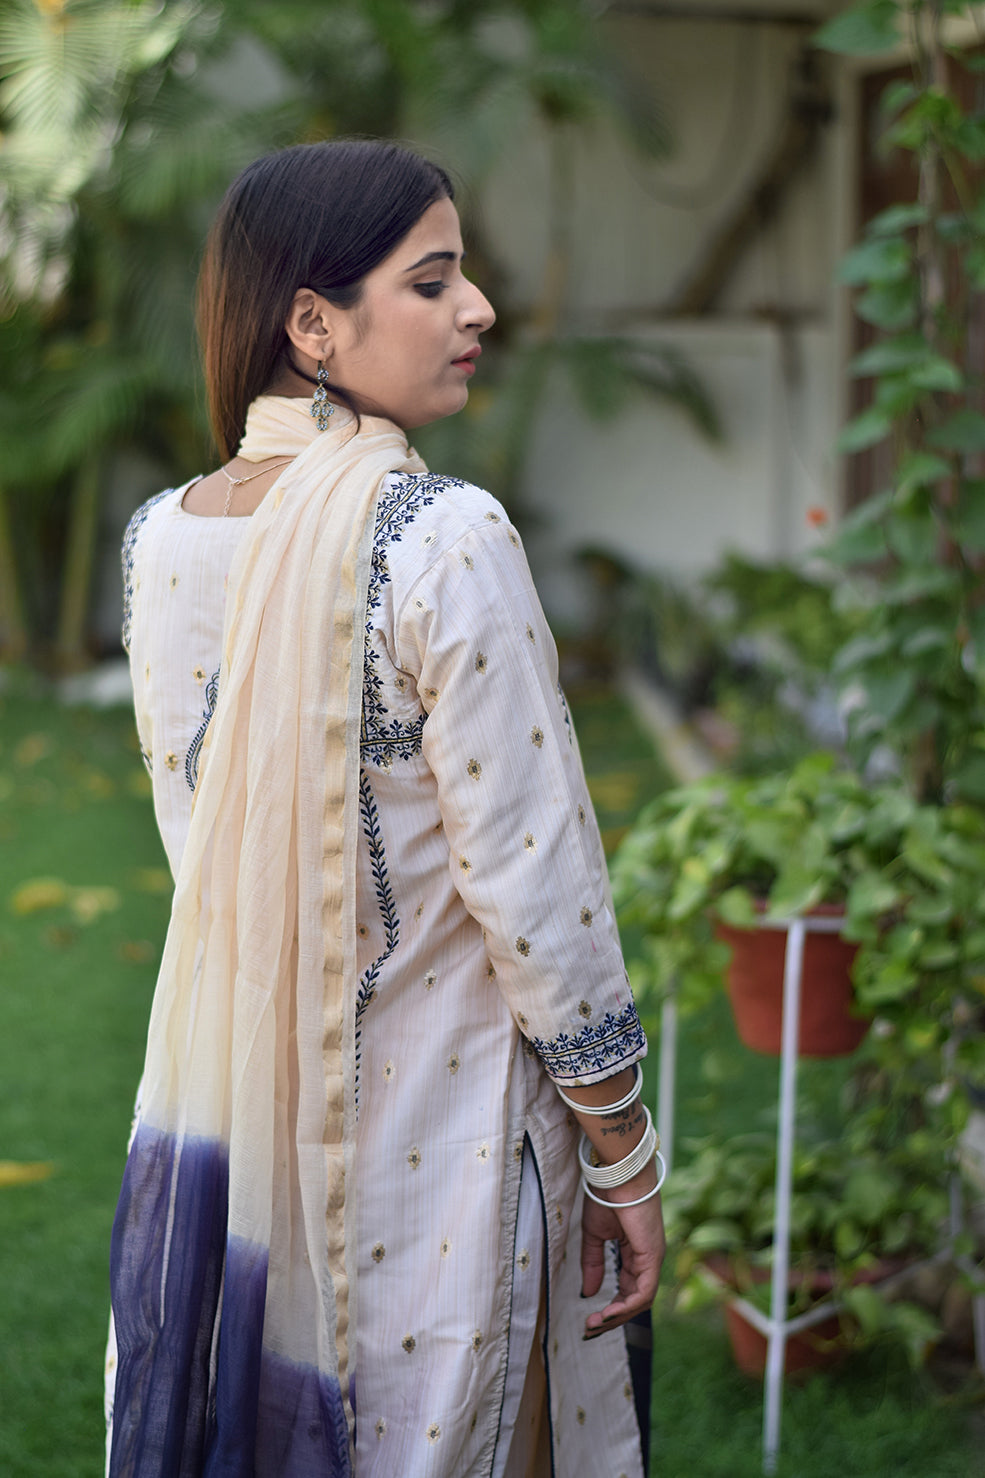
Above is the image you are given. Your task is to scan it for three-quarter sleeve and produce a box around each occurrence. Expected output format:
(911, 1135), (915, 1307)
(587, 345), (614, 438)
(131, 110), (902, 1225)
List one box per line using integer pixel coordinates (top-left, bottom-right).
(393, 509), (645, 1085)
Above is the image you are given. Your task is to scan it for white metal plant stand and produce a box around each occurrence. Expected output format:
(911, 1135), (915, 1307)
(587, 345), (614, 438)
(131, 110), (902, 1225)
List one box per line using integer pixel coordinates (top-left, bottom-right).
(739, 913), (836, 1473)
(657, 911), (985, 1477)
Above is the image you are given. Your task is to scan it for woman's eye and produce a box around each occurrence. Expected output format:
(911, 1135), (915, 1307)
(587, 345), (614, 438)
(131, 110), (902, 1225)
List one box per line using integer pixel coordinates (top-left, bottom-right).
(414, 281), (445, 298)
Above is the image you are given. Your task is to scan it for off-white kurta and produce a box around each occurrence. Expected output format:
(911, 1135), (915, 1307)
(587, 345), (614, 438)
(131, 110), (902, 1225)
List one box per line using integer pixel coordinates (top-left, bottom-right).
(122, 468), (647, 1478)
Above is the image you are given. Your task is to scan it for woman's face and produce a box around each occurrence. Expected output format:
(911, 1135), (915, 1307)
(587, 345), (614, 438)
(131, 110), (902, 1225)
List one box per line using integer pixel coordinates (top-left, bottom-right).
(323, 196), (495, 430)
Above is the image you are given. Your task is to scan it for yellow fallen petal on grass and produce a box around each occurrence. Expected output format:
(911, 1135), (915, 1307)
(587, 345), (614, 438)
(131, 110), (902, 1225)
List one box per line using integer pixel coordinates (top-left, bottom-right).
(44, 924), (78, 950)
(127, 769), (152, 799)
(9, 879), (123, 924)
(600, 825), (630, 856)
(117, 939), (156, 964)
(135, 867), (172, 894)
(14, 732), (53, 767)
(586, 772), (640, 812)
(9, 877), (70, 914)
(83, 769), (114, 799)
(70, 886), (122, 924)
(0, 1161), (54, 1187)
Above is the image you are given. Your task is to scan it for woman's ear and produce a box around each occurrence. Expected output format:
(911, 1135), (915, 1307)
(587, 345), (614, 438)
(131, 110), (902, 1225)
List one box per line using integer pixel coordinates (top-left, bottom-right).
(284, 288), (335, 367)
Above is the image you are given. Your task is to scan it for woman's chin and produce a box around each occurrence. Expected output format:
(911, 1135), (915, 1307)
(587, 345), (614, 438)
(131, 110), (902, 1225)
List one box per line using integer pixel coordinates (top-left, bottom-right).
(403, 392), (471, 431)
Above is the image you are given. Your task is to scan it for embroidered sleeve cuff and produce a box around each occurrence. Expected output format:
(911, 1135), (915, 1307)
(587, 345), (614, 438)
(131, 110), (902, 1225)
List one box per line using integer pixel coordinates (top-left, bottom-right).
(528, 1000), (647, 1083)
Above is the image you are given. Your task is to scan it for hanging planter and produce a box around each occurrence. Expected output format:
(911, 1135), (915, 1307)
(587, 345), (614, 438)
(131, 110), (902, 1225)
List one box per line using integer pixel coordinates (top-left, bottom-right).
(714, 905), (869, 1058)
(611, 753), (957, 1035)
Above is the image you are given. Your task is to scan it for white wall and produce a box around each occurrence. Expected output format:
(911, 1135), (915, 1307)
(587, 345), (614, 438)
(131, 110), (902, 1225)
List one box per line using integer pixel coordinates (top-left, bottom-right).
(479, 15), (839, 319)
(522, 321), (835, 625)
(465, 12), (851, 615)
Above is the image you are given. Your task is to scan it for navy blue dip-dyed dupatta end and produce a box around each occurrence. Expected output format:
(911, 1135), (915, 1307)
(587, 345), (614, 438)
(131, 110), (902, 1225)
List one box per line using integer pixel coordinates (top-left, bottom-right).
(107, 400), (426, 1477)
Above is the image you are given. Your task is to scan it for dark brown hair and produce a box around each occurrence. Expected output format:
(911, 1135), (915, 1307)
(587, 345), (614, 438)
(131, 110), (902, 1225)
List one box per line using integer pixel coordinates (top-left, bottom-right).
(197, 140), (454, 459)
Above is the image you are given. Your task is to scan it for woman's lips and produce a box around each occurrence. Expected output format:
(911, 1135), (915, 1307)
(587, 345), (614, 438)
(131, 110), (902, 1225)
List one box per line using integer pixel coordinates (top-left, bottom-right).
(452, 347), (481, 374)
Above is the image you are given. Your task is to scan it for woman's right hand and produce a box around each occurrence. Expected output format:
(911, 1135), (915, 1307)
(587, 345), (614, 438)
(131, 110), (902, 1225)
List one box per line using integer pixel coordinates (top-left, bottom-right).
(557, 1065), (666, 1337)
(580, 1175), (666, 1338)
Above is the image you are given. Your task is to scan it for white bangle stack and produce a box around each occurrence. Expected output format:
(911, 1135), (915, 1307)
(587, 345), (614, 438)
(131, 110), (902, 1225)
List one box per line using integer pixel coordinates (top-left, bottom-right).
(579, 1105), (658, 1187)
(578, 1105), (666, 1208)
(581, 1155), (666, 1208)
(554, 1064), (666, 1207)
(555, 1061), (643, 1117)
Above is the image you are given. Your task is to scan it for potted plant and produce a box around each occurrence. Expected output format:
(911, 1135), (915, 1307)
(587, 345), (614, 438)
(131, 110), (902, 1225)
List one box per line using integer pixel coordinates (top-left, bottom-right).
(611, 750), (985, 1061)
(663, 1113), (951, 1375)
(612, 749), (985, 1369)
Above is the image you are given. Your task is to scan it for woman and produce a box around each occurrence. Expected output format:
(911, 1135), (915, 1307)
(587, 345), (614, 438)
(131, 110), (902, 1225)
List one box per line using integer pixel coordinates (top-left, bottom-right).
(109, 139), (664, 1478)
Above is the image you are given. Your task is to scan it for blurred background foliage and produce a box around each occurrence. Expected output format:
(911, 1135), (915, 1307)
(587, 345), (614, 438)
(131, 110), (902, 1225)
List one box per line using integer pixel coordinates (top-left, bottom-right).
(0, 0), (718, 671)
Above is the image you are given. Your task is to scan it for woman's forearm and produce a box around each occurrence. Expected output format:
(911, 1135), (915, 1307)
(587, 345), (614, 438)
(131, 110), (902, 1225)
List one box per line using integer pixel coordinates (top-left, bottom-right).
(559, 1068), (659, 1201)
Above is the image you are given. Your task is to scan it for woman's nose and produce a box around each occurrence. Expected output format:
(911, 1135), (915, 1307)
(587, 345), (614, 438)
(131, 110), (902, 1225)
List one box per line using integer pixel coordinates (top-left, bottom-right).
(462, 282), (496, 332)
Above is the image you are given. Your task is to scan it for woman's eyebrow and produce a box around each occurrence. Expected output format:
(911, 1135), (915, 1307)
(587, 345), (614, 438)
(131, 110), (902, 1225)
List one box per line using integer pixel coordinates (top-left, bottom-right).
(402, 249), (462, 272)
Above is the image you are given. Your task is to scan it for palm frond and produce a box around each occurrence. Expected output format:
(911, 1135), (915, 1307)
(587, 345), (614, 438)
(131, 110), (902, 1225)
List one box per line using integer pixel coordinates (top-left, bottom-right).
(412, 62), (537, 181)
(114, 97), (298, 220)
(0, 0), (202, 294)
(0, 347), (159, 483)
(0, 0), (191, 135)
(558, 335), (722, 440)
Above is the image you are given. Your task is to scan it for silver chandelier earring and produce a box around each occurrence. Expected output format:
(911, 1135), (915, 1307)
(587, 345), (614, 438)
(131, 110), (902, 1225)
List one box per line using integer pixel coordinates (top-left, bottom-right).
(311, 361), (336, 432)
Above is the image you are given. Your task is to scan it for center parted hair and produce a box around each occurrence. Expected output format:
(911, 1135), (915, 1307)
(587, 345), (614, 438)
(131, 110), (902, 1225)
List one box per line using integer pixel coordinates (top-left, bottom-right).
(198, 140), (453, 460)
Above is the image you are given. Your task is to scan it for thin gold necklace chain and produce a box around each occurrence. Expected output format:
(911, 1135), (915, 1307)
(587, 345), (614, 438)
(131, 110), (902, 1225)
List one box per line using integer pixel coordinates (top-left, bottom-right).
(219, 458), (295, 516)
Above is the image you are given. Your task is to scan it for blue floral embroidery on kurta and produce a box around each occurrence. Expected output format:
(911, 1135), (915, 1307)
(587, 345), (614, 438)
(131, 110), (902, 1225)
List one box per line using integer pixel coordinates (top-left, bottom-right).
(360, 472), (468, 768)
(530, 999), (646, 1081)
(185, 668), (220, 792)
(121, 487), (177, 653)
(355, 770), (399, 1104)
(556, 683), (574, 745)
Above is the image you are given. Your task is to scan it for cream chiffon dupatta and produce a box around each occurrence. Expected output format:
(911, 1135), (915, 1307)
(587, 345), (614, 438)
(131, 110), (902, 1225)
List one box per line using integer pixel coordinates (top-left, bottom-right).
(109, 397), (426, 1477)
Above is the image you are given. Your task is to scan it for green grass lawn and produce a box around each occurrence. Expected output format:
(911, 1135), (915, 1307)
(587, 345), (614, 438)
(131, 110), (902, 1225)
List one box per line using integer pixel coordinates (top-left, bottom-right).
(0, 684), (169, 1477)
(0, 680), (980, 1476)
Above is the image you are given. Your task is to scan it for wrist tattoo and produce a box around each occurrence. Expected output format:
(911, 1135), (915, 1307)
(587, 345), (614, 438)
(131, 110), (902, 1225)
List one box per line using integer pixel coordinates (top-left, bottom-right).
(599, 1109), (645, 1139)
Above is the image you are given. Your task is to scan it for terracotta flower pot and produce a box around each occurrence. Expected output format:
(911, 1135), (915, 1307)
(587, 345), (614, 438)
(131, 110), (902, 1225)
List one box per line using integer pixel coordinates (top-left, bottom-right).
(723, 1298), (843, 1379)
(705, 1255), (907, 1379)
(714, 904), (869, 1058)
(700, 1254), (843, 1376)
